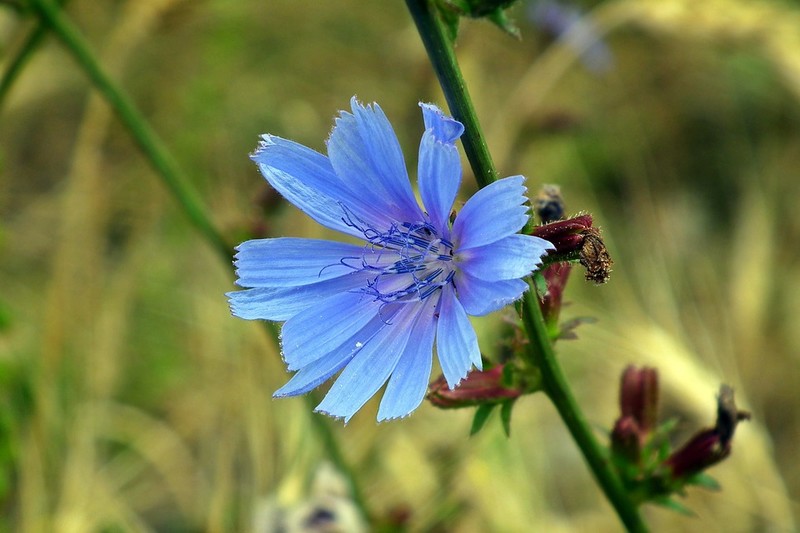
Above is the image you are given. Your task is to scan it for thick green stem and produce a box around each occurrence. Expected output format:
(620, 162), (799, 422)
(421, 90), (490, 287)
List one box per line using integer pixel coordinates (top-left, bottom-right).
(405, 2), (647, 531)
(519, 290), (647, 532)
(27, 0), (368, 519)
(405, 0), (498, 189)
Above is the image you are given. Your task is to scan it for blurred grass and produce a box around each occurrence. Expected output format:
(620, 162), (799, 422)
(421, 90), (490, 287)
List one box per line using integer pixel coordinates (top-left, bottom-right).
(1, 0), (799, 531)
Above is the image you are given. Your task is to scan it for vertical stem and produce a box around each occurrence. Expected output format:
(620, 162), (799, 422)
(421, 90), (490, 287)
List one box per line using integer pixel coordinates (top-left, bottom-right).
(405, 0), (498, 189)
(519, 291), (648, 533)
(405, 2), (648, 531)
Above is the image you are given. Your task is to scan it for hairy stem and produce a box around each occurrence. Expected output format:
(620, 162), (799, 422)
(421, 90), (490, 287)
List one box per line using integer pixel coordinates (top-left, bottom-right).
(405, 2), (647, 531)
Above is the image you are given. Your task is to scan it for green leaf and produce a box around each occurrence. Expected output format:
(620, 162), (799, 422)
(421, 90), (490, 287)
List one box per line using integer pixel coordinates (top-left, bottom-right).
(651, 496), (696, 516)
(500, 400), (515, 437)
(470, 404), (496, 436)
(686, 472), (722, 491)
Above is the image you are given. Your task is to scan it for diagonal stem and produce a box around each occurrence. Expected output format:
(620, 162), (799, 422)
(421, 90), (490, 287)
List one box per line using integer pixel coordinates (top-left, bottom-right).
(405, 1), (647, 531)
(0, 0), (70, 108)
(404, 0), (498, 189)
(27, 0), (231, 262)
(26, 0), (368, 519)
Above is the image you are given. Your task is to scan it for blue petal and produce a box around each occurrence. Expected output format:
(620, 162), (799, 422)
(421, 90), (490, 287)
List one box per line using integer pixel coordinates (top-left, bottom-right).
(251, 135), (362, 238)
(417, 129), (461, 234)
(455, 272), (529, 316)
(315, 303), (418, 422)
(281, 291), (385, 371)
(273, 310), (392, 397)
(234, 238), (364, 288)
(420, 103), (464, 144)
(436, 285), (481, 388)
(458, 234), (554, 282)
(326, 97), (422, 227)
(273, 348), (354, 398)
(377, 300), (437, 421)
(452, 176), (530, 250)
(227, 272), (371, 322)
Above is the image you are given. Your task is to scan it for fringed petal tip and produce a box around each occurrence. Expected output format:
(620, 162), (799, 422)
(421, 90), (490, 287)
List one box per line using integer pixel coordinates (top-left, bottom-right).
(419, 102), (464, 144)
(376, 409), (414, 423)
(314, 407), (353, 425)
(225, 291), (258, 321)
(249, 134), (276, 161)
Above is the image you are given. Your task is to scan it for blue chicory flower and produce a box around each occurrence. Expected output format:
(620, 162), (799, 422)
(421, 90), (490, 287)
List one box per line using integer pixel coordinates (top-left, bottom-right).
(227, 97), (554, 422)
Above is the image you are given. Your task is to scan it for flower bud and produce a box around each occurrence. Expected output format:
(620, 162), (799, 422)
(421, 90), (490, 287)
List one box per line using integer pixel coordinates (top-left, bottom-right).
(427, 365), (521, 408)
(664, 428), (727, 479)
(611, 416), (643, 463)
(611, 366), (659, 465)
(539, 262), (572, 327)
(529, 214), (613, 283)
(619, 366), (659, 435)
(665, 384), (750, 480)
(531, 214), (593, 254)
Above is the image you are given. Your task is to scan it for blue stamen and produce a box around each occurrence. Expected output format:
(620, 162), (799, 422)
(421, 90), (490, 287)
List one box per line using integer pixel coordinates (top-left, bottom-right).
(338, 204), (456, 303)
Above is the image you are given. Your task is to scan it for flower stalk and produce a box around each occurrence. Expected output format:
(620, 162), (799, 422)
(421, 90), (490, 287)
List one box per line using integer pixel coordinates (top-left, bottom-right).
(28, 0), (231, 262)
(26, 0), (368, 519)
(406, 2), (647, 531)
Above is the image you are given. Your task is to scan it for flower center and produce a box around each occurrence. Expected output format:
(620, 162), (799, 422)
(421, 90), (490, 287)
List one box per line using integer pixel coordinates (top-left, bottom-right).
(342, 209), (455, 303)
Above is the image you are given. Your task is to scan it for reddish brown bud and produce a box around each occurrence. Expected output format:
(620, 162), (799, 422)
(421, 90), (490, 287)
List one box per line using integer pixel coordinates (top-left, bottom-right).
(539, 262), (572, 326)
(427, 365), (521, 408)
(530, 214), (613, 284)
(531, 215), (594, 253)
(665, 429), (728, 479)
(665, 385), (749, 480)
(611, 416), (643, 463)
(619, 366), (659, 434)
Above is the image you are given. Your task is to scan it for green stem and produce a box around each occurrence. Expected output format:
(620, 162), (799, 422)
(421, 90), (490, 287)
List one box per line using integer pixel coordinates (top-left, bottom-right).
(520, 290), (647, 532)
(405, 2), (647, 531)
(405, 0), (498, 189)
(28, 0), (230, 262)
(27, 0), (368, 520)
(0, 0), (69, 108)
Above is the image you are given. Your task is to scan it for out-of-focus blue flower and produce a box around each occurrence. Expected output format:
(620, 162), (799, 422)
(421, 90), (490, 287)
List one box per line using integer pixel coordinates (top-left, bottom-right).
(529, 0), (614, 74)
(228, 97), (553, 422)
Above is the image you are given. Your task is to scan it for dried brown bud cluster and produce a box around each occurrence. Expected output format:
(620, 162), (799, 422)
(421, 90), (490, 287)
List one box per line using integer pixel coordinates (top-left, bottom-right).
(578, 227), (612, 284)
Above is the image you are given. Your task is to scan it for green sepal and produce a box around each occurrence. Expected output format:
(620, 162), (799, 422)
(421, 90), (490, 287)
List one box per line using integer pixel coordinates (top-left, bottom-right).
(686, 472), (721, 491)
(486, 8), (520, 38)
(436, 2), (461, 42)
(470, 403), (497, 436)
(651, 496), (696, 517)
(435, 0), (520, 38)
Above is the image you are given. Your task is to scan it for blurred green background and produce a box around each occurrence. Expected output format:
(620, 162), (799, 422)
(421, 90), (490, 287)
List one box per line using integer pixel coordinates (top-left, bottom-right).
(1, 0), (798, 531)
